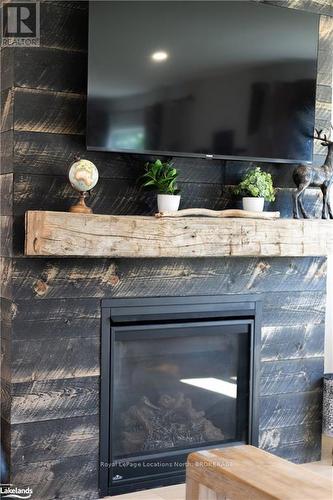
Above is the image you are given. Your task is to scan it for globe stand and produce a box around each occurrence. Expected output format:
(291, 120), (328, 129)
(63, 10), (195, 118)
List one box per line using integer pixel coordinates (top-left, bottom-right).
(69, 192), (92, 214)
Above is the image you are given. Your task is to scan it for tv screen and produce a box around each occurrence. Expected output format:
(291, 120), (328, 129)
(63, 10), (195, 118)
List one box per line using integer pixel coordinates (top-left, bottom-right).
(87, 1), (319, 163)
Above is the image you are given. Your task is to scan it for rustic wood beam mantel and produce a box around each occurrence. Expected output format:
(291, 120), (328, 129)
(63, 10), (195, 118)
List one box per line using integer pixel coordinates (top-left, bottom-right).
(25, 211), (333, 258)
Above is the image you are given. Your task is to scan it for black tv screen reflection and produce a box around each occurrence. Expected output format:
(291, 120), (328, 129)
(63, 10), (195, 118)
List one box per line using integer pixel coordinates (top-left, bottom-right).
(87, 1), (319, 163)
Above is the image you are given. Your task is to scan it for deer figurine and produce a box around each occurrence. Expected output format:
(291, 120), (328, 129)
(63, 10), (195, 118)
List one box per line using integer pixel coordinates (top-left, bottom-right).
(293, 127), (333, 219)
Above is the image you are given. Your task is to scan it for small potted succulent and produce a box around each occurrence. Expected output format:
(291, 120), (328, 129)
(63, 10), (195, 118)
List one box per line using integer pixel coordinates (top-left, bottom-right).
(141, 159), (181, 212)
(234, 167), (275, 212)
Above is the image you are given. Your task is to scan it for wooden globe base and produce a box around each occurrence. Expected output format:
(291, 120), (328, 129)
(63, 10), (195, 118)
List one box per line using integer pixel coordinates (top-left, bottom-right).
(69, 193), (92, 214)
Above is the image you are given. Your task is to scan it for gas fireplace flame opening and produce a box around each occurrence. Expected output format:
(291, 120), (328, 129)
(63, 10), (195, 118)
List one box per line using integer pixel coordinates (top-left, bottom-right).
(180, 377), (237, 399)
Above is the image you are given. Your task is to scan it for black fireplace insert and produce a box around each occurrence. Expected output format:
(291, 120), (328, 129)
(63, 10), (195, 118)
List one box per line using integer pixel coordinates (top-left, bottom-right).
(100, 295), (261, 496)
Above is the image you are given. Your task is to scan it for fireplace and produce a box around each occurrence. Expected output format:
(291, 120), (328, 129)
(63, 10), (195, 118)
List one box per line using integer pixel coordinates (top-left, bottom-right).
(100, 295), (261, 496)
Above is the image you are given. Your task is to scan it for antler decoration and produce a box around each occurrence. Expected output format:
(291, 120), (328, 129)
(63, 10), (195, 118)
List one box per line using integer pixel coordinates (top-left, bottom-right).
(314, 128), (332, 145)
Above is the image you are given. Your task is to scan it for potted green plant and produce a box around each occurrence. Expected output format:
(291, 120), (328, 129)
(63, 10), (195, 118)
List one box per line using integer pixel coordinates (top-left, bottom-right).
(141, 159), (181, 212)
(234, 167), (275, 212)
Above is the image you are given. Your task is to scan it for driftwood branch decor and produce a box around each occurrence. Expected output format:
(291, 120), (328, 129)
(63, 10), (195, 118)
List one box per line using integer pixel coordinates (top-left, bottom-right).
(155, 208), (280, 219)
(25, 211), (333, 258)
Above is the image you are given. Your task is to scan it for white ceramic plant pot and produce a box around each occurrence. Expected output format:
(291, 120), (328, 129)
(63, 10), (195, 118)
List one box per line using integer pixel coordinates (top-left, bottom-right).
(242, 197), (265, 212)
(157, 194), (181, 212)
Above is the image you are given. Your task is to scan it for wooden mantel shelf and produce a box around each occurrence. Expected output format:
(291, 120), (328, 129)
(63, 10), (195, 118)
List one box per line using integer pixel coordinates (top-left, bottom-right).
(25, 210), (333, 258)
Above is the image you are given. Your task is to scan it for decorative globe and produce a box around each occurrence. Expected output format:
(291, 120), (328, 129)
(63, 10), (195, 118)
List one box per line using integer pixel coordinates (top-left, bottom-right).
(68, 159), (99, 193)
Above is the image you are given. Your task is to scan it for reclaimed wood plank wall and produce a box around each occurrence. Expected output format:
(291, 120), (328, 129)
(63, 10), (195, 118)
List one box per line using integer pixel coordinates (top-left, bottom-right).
(1, 30), (14, 475)
(0, 1), (332, 499)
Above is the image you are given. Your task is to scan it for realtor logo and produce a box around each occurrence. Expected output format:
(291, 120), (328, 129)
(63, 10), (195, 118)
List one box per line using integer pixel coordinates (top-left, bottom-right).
(1, 1), (40, 46)
(0, 484), (33, 499)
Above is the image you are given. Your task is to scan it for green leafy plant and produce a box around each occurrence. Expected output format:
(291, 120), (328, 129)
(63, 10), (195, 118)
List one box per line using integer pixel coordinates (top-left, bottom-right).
(233, 167), (275, 202)
(141, 159), (180, 195)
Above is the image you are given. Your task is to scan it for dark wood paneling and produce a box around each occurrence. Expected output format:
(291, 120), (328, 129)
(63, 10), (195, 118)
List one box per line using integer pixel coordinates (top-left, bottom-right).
(13, 174), (148, 215)
(46, 2), (89, 11)
(315, 95), (332, 121)
(263, 0), (333, 16)
(14, 48), (87, 94)
(0, 216), (13, 257)
(11, 256), (327, 300)
(225, 161), (296, 188)
(12, 298), (100, 340)
(11, 415), (98, 464)
(13, 131), (89, 175)
(0, 173), (13, 215)
(259, 390), (322, 430)
(14, 89), (86, 135)
(0, 129), (13, 174)
(11, 336), (99, 383)
(261, 323), (325, 361)
(10, 174), (325, 222)
(315, 118), (332, 132)
(39, 2), (88, 52)
(10, 173), (325, 224)
(11, 377), (99, 424)
(0, 316), (11, 343)
(0, 293), (13, 413)
(319, 14), (333, 40)
(260, 357), (323, 395)
(1, 378), (11, 424)
(13, 173), (228, 216)
(269, 441), (322, 464)
(0, 257), (12, 300)
(1, 48), (14, 91)
(317, 59), (333, 86)
(259, 421), (322, 463)
(316, 84), (332, 103)
(13, 454), (98, 500)
(3, 1), (330, 493)
(260, 420), (322, 451)
(112, 257), (327, 298)
(318, 15), (333, 52)
(13, 131), (225, 184)
(0, 334), (12, 388)
(1, 88), (13, 132)
(0, 297), (13, 325)
(57, 492), (98, 500)
(12, 260), (119, 300)
(313, 153), (327, 166)
(225, 159), (329, 190)
(262, 291), (326, 328)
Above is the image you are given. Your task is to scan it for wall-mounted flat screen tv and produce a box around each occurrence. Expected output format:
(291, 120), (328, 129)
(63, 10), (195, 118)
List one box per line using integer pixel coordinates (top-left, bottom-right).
(87, 1), (319, 163)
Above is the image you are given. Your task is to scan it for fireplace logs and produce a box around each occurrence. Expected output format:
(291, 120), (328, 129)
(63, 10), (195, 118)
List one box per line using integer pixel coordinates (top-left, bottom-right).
(121, 393), (224, 454)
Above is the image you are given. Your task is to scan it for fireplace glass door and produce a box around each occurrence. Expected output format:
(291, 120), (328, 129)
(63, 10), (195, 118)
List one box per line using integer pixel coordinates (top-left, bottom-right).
(109, 320), (252, 485)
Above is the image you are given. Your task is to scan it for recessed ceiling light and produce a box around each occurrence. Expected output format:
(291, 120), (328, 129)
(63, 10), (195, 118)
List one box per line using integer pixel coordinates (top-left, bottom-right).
(151, 51), (169, 62)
